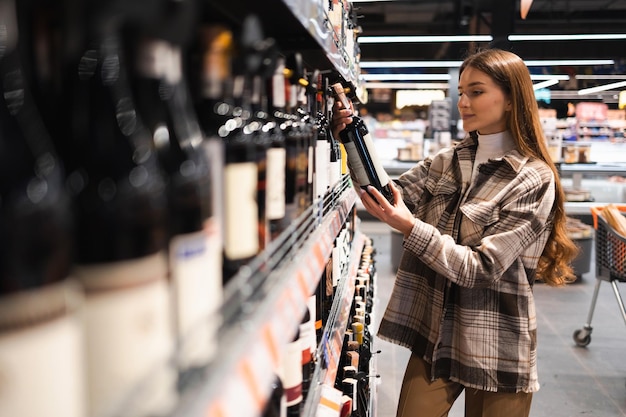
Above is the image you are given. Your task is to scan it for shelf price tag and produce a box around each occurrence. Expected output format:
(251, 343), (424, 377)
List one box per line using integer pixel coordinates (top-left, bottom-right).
(316, 384), (343, 417)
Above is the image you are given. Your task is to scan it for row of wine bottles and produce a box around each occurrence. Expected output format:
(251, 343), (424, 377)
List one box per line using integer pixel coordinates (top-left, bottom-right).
(261, 233), (377, 417)
(0, 1), (373, 417)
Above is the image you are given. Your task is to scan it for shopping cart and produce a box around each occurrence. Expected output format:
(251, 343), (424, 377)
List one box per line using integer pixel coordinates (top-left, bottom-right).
(573, 205), (626, 347)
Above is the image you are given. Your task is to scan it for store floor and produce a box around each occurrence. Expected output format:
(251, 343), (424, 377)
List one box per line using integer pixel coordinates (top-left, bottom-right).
(360, 220), (626, 417)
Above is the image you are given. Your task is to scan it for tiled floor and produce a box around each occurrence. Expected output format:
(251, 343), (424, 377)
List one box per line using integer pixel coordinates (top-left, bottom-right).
(361, 220), (626, 417)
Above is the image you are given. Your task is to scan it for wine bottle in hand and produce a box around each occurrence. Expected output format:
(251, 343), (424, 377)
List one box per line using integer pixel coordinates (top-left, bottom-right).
(331, 82), (393, 205)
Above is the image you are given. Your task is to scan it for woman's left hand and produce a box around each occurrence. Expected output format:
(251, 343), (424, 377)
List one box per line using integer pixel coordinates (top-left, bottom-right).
(359, 182), (416, 238)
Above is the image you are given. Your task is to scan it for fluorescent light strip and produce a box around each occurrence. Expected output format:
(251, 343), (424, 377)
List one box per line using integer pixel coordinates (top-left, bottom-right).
(358, 35), (493, 44)
(576, 74), (626, 80)
(509, 33), (626, 41)
(365, 82), (450, 89)
(524, 59), (614, 66)
(533, 79), (560, 90)
(578, 80), (626, 95)
(361, 61), (463, 68)
(361, 73), (451, 81)
(530, 74), (570, 81)
(362, 73), (566, 81)
(360, 59), (614, 69)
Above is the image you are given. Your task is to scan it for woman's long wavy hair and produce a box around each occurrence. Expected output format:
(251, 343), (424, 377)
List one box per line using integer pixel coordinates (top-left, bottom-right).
(460, 48), (579, 286)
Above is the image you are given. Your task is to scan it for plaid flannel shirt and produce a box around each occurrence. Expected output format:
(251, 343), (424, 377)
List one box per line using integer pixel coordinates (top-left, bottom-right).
(377, 135), (555, 393)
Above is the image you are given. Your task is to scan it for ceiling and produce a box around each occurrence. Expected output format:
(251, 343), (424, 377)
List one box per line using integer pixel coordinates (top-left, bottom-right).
(355, 0), (626, 61)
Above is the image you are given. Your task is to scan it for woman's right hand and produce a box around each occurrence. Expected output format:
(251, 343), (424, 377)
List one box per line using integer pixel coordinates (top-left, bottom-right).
(330, 96), (354, 141)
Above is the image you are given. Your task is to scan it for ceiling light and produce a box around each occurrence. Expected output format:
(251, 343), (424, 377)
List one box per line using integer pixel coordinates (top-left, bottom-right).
(358, 35), (493, 44)
(365, 82), (450, 89)
(361, 61), (463, 68)
(525, 59), (614, 66)
(360, 59), (613, 69)
(575, 74), (626, 80)
(361, 73), (565, 82)
(530, 74), (570, 81)
(533, 79), (560, 90)
(509, 34), (626, 41)
(361, 73), (451, 81)
(578, 80), (626, 95)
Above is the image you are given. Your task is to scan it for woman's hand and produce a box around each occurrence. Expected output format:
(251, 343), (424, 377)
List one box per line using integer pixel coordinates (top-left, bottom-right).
(330, 96), (354, 141)
(359, 182), (416, 238)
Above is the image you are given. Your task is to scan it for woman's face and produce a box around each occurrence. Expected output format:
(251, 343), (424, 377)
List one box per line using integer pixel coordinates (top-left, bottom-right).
(457, 66), (511, 135)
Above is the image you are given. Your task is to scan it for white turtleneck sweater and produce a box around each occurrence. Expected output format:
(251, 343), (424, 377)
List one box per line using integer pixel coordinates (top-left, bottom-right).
(471, 130), (517, 181)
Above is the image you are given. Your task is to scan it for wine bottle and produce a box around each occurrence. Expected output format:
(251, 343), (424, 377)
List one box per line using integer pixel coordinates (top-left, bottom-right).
(315, 111), (331, 199)
(192, 22), (231, 284)
(284, 53), (312, 216)
(64, 8), (177, 416)
(261, 49), (287, 243)
(125, 0), (221, 377)
(0, 6), (84, 415)
(275, 57), (300, 229)
(281, 327), (303, 417)
(331, 82), (393, 204)
(298, 306), (315, 399)
(324, 77), (343, 189)
(219, 16), (266, 282)
(239, 18), (279, 250)
(261, 374), (287, 417)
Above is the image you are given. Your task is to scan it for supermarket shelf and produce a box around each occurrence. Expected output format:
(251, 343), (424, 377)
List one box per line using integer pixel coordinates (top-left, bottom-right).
(281, 0), (363, 95)
(301, 231), (366, 417)
(172, 178), (358, 417)
(208, 0), (363, 92)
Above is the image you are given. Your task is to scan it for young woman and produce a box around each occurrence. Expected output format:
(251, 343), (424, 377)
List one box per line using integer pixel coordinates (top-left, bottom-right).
(332, 48), (579, 417)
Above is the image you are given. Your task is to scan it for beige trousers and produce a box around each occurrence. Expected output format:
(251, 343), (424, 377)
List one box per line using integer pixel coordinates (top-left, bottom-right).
(396, 353), (533, 417)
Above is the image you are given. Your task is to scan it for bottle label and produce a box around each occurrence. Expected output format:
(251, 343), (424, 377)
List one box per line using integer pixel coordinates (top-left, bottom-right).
(272, 69), (286, 109)
(266, 148), (286, 220)
(224, 162), (259, 259)
(315, 141), (330, 198)
(360, 129), (390, 187)
(0, 287), (85, 417)
(342, 141), (371, 186)
(282, 338), (303, 407)
(306, 297), (318, 352)
(170, 225), (223, 369)
(299, 315), (315, 365)
(202, 139), (225, 240)
(73, 252), (177, 417)
(329, 160), (341, 188)
(308, 144), (314, 188)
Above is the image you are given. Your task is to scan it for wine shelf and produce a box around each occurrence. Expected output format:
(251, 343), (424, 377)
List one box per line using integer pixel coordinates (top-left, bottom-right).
(301, 231), (366, 417)
(301, 232), (375, 417)
(172, 176), (359, 417)
(208, 0), (365, 99)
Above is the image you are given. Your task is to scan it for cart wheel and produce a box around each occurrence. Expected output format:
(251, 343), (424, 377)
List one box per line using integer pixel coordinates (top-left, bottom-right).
(573, 329), (591, 347)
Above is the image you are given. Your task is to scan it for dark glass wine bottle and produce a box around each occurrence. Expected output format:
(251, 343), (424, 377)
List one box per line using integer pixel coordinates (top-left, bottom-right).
(61, 5), (177, 415)
(284, 53), (312, 216)
(299, 300), (317, 401)
(281, 326), (304, 417)
(124, 0), (221, 378)
(192, 22), (232, 284)
(219, 15), (267, 282)
(272, 56), (300, 231)
(261, 374), (286, 417)
(0, 6), (83, 414)
(331, 82), (393, 204)
(322, 77), (343, 190)
(239, 17), (279, 251)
